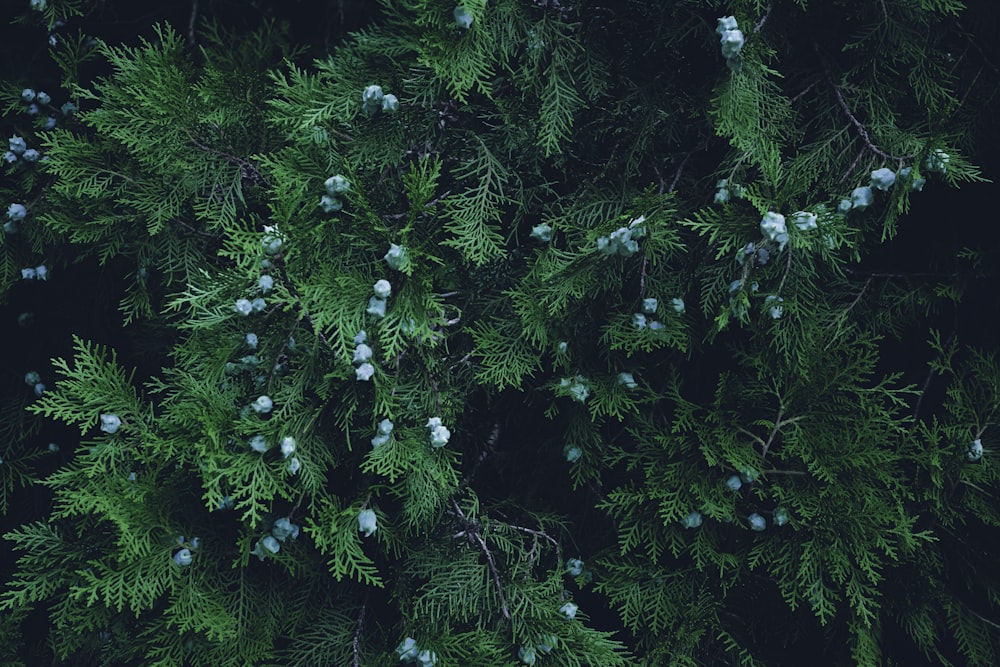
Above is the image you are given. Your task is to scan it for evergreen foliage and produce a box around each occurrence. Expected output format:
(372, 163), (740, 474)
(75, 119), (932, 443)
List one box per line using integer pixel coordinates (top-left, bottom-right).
(2, 0), (999, 665)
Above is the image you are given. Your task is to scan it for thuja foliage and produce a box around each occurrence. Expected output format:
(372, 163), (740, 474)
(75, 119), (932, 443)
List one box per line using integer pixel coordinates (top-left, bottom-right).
(2, 0), (999, 664)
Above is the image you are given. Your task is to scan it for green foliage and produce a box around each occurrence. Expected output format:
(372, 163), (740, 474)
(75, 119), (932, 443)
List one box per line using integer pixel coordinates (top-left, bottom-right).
(2, 0), (999, 665)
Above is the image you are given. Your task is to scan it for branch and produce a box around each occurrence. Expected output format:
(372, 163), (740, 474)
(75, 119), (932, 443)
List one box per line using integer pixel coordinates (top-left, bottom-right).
(814, 44), (910, 166)
(450, 498), (510, 620)
(352, 593), (368, 667)
(753, 2), (773, 34)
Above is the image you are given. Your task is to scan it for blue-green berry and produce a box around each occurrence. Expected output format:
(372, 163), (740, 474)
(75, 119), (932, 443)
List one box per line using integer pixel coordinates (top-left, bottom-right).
(396, 638), (419, 660)
(100, 413), (121, 434)
(381, 94), (399, 113)
(373, 279), (392, 299)
(748, 513), (766, 531)
(366, 296), (387, 318)
(358, 509), (377, 537)
(173, 548), (192, 566)
(252, 395), (273, 414)
(319, 195), (342, 213)
(355, 362), (375, 381)
(530, 223), (553, 242)
(249, 435), (269, 453)
(566, 558), (584, 576)
(851, 186), (874, 210)
(870, 168), (896, 191)
(773, 507), (790, 526)
(968, 438), (983, 462)
(725, 475), (743, 491)
(791, 211), (817, 231)
(454, 6), (473, 28)
(384, 244), (409, 270)
(235, 298), (253, 316)
(559, 602), (578, 620)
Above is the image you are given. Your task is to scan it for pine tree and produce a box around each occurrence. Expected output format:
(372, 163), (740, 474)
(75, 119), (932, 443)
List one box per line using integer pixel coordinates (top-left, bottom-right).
(2, 0), (999, 665)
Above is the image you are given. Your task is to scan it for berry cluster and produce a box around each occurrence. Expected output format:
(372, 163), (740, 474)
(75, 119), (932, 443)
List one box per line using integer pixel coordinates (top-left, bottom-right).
(597, 216), (646, 257)
(353, 330), (375, 381)
(716, 16), (745, 72)
(361, 85), (399, 116)
(426, 417), (451, 448)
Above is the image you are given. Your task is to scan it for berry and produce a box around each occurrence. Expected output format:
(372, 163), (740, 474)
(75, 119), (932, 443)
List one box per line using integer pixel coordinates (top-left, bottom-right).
(870, 167), (896, 191)
(252, 395), (273, 414)
(366, 296), (387, 318)
(566, 558), (584, 576)
(319, 195), (342, 213)
(377, 418), (394, 435)
(632, 312), (647, 330)
(748, 513), (766, 531)
(773, 507), (790, 526)
(235, 299), (253, 316)
(760, 212), (788, 249)
(36, 91), (51, 105)
(272, 517), (300, 542)
(288, 456), (301, 474)
(355, 362), (375, 381)
(61, 102), (76, 115)
(725, 475), (743, 491)
(251, 298), (265, 312)
(791, 211), (817, 231)
(9, 136), (26, 155)
(100, 413), (121, 434)
(618, 372), (637, 389)
(968, 438), (983, 462)
(559, 602), (578, 620)
(373, 279), (392, 299)
(671, 297), (685, 314)
(245, 333), (258, 348)
(381, 94), (399, 113)
(352, 343), (373, 364)
(682, 510), (703, 529)
(361, 86), (383, 106)
(384, 244), (409, 270)
(850, 186), (874, 210)
(261, 535), (281, 553)
(24, 371), (41, 386)
(249, 435), (269, 452)
(454, 6), (473, 29)
(564, 445), (582, 462)
(429, 424), (451, 448)
(530, 223), (553, 242)
(173, 548), (192, 566)
(396, 638), (419, 660)
(358, 508), (377, 537)
(518, 646), (537, 665)
(21, 89), (36, 102)
(280, 436), (296, 458)
(7, 204), (28, 223)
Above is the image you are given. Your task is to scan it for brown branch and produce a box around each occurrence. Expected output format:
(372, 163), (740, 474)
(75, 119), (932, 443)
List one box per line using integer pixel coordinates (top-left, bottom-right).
(450, 499), (510, 620)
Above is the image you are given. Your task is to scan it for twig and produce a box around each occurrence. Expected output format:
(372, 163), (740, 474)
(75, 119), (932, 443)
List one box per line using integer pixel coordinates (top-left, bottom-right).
(451, 498), (511, 620)
(753, 2), (773, 34)
(352, 593), (368, 667)
(912, 331), (954, 421)
(187, 0), (198, 47)
(814, 44), (910, 166)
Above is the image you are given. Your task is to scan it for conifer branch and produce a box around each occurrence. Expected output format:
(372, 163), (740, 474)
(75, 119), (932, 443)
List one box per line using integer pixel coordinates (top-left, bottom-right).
(450, 499), (510, 620)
